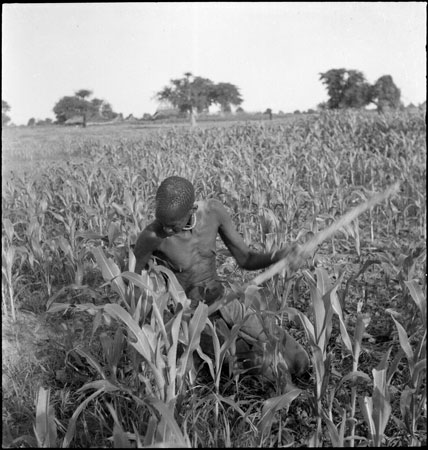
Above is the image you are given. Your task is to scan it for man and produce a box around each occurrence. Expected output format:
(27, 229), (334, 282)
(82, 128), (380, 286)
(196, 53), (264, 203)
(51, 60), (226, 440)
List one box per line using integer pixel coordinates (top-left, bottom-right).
(134, 176), (309, 379)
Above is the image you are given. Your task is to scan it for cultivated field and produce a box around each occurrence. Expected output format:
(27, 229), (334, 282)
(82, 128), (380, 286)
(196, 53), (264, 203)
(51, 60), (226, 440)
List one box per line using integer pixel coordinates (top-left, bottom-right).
(2, 109), (426, 447)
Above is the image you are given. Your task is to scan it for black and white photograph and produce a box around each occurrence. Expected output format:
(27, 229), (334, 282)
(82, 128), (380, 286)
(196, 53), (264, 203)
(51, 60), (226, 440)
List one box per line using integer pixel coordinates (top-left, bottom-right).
(2, 2), (426, 447)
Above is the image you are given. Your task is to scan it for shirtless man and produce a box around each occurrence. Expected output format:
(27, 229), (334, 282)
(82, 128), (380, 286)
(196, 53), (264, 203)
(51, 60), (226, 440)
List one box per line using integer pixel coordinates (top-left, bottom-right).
(134, 176), (309, 378)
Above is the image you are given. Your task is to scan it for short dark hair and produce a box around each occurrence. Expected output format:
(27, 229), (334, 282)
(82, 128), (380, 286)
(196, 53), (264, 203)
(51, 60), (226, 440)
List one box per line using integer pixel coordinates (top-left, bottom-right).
(155, 176), (195, 222)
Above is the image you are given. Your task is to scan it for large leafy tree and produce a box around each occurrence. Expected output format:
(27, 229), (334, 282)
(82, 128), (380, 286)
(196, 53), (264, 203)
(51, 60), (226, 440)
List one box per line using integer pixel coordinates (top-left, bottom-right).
(370, 75), (401, 112)
(155, 73), (243, 118)
(2, 100), (11, 126)
(156, 73), (214, 114)
(212, 82), (243, 113)
(53, 96), (89, 124)
(191, 76), (216, 113)
(53, 90), (117, 124)
(319, 69), (372, 109)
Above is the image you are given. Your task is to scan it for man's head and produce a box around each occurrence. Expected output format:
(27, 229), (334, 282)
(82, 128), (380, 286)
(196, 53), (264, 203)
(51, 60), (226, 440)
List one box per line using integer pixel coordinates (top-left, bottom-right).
(155, 176), (196, 235)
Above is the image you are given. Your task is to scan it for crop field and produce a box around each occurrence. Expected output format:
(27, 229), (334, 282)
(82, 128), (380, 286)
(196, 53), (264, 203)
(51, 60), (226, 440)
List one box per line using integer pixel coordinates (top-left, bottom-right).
(2, 109), (426, 447)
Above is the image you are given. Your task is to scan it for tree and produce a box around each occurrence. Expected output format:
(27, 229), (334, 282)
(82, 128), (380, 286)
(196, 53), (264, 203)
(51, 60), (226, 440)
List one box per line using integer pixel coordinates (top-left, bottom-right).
(156, 73), (215, 118)
(53, 90), (118, 125)
(370, 75), (401, 112)
(155, 73), (243, 122)
(100, 102), (117, 120)
(191, 76), (216, 113)
(90, 98), (104, 116)
(211, 82), (243, 113)
(53, 96), (88, 125)
(27, 117), (36, 126)
(319, 69), (372, 109)
(2, 100), (11, 126)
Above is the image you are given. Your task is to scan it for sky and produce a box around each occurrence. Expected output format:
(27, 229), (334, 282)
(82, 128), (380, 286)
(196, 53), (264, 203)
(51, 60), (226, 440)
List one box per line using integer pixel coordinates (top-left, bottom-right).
(2, 2), (426, 125)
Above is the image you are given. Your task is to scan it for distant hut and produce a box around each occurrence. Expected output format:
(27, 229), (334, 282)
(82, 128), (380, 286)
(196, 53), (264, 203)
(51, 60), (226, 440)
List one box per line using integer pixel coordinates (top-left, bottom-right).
(153, 108), (182, 120)
(125, 114), (138, 123)
(64, 115), (85, 127)
(153, 101), (182, 120)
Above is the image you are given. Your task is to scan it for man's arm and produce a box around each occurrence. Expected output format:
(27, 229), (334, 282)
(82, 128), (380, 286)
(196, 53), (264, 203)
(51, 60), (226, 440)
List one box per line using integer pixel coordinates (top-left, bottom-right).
(133, 222), (164, 274)
(212, 199), (290, 271)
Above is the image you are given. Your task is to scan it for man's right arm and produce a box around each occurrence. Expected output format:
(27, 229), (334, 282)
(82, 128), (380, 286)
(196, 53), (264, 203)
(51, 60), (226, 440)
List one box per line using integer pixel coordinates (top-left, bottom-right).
(133, 222), (163, 274)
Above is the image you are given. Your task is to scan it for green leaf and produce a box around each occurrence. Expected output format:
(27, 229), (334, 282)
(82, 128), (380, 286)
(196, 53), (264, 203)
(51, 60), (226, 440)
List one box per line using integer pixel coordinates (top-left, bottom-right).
(196, 346), (215, 381)
(315, 267), (332, 295)
(103, 304), (165, 394)
(34, 387), (57, 448)
(155, 265), (190, 308)
(128, 246), (136, 272)
(143, 415), (158, 447)
(258, 388), (302, 436)
(283, 306), (316, 344)
(359, 396), (376, 442)
(399, 386), (414, 423)
(120, 271), (155, 294)
(111, 327), (125, 371)
(57, 235), (73, 259)
(412, 357), (426, 387)
(92, 247), (126, 301)
(74, 347), (108, 380)
(390, 315), (414, 373)
(152, 300), (169, 351)
(204, 318), (221, 376)
(338, 370), (372, 386)
(62, 387), (105, 448)
(321, 408), (344, 447)
(372, 386), (392, 446)
(405, 280), (426, 327)
(177, 302), (208, 382)
(108, 222), (121, 245)
(3, 218), (15, 242)
(104, 304), (154, 359)
(167, 307), (183, 395)
(330, 280), (353, 354)
(76, 379), (120, 394)
(144, 397), (190, 447)
(352, 313), (371, 369)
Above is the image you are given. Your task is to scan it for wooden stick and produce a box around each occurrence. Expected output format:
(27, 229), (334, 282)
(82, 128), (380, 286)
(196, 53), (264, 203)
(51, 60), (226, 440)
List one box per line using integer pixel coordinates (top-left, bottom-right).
(250, 182), (400, 286)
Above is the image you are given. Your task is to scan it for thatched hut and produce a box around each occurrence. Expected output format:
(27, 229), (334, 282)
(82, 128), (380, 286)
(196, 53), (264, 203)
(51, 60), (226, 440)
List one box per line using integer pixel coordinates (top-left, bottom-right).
(64, 115), (85, 126)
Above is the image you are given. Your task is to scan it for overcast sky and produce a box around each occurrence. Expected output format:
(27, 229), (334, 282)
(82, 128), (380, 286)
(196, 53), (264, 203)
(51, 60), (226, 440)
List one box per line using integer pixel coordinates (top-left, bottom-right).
(2, 2), (426, 125)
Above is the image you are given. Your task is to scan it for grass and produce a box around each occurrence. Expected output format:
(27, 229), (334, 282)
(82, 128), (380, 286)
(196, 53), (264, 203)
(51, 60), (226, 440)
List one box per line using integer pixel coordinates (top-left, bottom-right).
(2, 108), (426, 447)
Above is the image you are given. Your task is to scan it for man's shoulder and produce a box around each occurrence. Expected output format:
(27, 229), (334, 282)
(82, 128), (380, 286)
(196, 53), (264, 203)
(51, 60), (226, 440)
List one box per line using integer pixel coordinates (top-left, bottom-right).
(196, 199), (232, 228)
(197, 198), (227, 216)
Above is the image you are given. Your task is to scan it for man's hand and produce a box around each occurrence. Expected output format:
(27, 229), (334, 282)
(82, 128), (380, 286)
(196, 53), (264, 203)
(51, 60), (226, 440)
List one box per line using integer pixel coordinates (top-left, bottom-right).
(272, 242), (304, 272)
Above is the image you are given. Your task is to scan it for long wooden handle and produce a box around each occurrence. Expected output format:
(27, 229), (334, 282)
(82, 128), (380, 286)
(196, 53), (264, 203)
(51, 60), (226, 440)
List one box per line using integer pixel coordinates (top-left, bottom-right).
(250, 182), (400, 286)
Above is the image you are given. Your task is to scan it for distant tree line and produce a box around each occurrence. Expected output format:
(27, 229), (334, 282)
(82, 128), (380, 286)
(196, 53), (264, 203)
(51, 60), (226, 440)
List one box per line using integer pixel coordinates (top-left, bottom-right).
(0, 68), (418, 128)
(319, 69), (402, 112)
